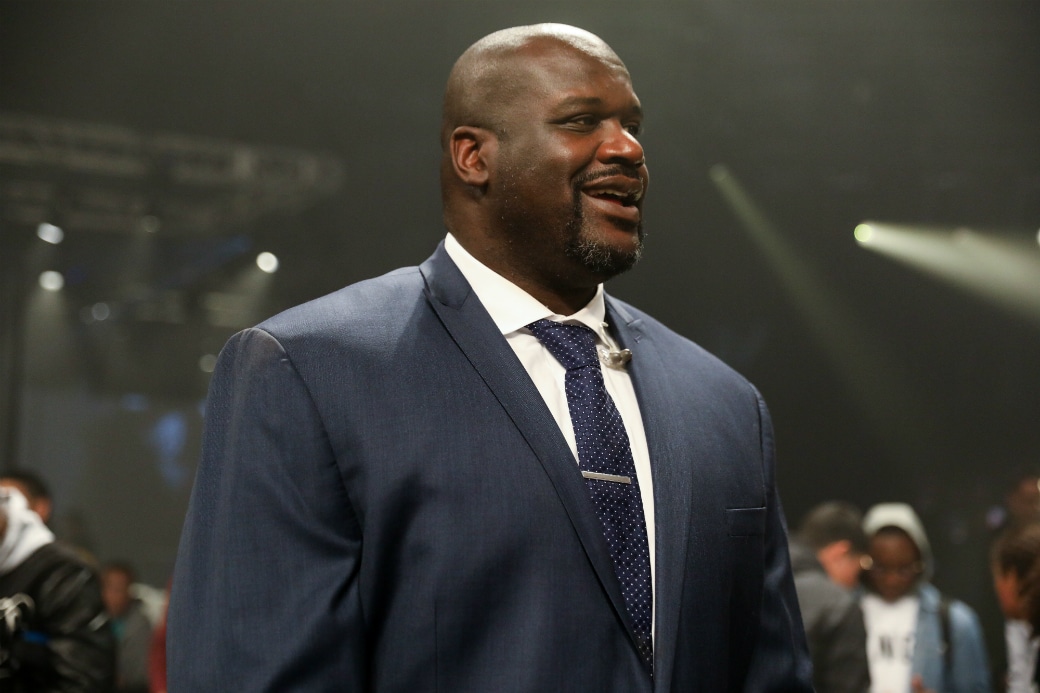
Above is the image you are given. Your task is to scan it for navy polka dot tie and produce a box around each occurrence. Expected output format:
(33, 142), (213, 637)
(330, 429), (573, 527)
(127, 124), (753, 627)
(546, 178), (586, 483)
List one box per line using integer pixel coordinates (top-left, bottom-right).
(527, 319), (653, 668)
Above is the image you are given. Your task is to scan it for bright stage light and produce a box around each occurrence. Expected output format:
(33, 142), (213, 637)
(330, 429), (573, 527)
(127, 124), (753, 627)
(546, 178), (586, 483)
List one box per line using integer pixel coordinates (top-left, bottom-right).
(854, 224), (874, 244)
(38, 271), (64, 291)
(256, 252), (279, 273)
(855, 221), (1040, 323)
(36, 223), (64, 245)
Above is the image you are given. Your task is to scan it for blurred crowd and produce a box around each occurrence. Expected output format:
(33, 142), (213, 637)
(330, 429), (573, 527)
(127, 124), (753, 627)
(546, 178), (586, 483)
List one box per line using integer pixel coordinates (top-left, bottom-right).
(0, 471), (167, 693)
(793, 473), (1040, 693)
(4, 465), (1040, 692)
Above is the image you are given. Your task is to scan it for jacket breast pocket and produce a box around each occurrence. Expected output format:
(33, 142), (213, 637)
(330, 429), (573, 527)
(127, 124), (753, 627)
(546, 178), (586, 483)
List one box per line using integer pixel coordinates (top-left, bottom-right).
(725, 506), (766, 538)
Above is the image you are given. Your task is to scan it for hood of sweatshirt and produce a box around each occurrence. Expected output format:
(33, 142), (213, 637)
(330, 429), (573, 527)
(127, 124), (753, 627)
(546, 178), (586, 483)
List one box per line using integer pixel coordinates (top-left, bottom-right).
(863, 502), (933, 581)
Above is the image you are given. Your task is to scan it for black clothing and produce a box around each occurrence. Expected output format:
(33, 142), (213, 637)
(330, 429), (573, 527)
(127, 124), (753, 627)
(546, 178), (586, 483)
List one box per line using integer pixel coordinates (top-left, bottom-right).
(0, 543), (115, 692)
(790, 539), (871, 693)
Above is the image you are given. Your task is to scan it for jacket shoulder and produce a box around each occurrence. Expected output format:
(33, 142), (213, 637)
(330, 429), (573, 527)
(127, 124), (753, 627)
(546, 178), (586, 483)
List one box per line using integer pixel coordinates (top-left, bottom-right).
(607, 295), (756, 390)
(259, 265), (424, 341)
(0, 542), (93, 595)
(946, 596), (984, 633)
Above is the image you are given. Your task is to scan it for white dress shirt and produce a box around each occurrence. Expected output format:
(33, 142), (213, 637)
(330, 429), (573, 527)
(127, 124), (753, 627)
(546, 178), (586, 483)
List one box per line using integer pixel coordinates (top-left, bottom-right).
(443, 233), (656, 632)
(1006, 619), (1039, 693)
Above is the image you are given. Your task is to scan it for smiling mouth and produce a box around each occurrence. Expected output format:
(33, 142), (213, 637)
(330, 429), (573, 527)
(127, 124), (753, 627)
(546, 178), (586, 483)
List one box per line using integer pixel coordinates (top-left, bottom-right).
(583, 185), (643, 207)
(580, 183), (644, 228)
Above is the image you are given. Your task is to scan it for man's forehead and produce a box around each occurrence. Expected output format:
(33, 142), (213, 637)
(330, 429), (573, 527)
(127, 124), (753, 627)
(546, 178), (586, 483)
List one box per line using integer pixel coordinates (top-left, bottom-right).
(503, 35), (627, 78)
(497, 41), (634, 98)
(518, 51), (639, 111)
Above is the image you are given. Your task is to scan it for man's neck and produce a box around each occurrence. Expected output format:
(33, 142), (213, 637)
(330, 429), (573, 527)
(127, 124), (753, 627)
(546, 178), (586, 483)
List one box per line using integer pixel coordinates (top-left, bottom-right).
(445, 232), (602, 317)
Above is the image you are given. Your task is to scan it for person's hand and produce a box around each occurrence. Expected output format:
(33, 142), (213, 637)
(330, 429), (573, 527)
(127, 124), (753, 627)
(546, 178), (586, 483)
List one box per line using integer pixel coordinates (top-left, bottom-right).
(911, 674), (937, 693)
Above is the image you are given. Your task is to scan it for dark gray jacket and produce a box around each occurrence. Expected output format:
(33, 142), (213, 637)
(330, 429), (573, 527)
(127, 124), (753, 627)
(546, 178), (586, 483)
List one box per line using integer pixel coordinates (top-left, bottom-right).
(790, 539), (870, 693)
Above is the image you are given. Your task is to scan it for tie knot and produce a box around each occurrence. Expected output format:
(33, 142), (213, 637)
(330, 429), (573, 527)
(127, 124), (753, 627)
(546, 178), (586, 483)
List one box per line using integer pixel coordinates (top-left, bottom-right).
(527, 319), (599, 370)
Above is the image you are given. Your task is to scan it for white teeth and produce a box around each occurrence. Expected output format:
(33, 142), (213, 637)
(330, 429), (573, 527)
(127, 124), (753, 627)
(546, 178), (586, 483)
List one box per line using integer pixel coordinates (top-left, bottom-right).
(595, 188), (641, 201)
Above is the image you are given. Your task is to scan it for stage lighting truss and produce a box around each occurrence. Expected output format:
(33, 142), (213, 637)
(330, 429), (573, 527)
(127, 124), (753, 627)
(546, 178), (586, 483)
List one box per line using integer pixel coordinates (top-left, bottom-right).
(0, 112), (343, 237)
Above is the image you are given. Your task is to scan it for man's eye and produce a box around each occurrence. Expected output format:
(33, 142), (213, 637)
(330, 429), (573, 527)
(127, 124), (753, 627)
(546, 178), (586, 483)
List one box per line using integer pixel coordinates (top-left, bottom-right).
(625, 123), (642, 137)
(569, 115), (598, 127)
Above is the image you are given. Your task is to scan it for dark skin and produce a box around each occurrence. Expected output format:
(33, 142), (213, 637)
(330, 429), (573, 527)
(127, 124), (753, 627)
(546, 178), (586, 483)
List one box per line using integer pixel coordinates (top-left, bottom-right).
(867, 531), (922, 602)
(442, 25), (649, 315)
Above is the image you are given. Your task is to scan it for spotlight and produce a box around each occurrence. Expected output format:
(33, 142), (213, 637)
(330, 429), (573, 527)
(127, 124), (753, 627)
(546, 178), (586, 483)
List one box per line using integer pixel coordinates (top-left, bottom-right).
(36, 223), (64, 245)
(855, 221), (1040, 324)
(39, 271), (64, 291)
(854, 224), (874, 244)
(256, 252), (279, 273)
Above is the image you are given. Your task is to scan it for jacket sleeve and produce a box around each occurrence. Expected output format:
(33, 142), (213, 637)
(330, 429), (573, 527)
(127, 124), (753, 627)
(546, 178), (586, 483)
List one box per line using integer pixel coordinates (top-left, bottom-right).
(742, 389), (815, 692)
(168, 328), (366, 692)
(818, 597), (871, 693)
(32, 559), (116, 693)
(949, 600), (993, 693)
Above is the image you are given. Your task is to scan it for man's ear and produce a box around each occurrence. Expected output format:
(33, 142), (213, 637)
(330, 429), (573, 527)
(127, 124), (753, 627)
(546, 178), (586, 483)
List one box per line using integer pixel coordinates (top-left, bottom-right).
(449, 126), (496, 187)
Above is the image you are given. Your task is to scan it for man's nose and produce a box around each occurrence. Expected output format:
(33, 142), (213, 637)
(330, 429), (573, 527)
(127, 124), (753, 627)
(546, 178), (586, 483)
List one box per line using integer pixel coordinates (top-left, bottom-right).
(598, 120), (645, 168)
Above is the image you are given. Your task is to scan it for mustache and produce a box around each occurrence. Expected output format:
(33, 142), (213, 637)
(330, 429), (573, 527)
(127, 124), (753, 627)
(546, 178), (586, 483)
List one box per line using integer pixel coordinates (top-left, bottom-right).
(573, 165), (645, 188)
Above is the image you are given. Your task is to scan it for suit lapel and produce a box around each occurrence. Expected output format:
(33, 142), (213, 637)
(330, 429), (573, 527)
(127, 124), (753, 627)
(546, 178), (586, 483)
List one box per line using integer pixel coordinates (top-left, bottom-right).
(607, 298), (693, 691)
(419, 245), (645, 658)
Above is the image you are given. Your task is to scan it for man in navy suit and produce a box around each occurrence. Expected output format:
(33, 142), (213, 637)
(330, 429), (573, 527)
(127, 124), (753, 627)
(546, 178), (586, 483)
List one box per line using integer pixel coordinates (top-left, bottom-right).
(168, 23), (812, 692)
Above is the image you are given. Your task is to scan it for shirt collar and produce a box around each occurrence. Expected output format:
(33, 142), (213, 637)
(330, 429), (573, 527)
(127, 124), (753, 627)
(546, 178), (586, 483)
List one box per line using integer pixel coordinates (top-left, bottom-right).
(443, 233), (614, 344)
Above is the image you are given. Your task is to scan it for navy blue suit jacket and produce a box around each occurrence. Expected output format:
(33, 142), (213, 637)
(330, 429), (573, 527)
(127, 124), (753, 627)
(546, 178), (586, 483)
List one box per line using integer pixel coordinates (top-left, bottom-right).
(168, 243), (812, 692)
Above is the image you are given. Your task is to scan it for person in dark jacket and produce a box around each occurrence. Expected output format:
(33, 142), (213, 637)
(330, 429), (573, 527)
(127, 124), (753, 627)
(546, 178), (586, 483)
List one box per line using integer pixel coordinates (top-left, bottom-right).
(0, 486), (114, 692)
(790, 501), (871, 693)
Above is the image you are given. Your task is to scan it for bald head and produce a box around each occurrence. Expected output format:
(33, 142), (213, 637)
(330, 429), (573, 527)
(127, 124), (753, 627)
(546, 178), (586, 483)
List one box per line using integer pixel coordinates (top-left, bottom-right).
(441, 24), (627, 148)
(437, 24), (647, 313)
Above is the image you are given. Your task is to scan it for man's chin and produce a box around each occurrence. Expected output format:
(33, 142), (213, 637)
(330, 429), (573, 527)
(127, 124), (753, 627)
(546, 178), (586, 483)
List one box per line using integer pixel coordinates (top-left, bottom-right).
(565, 229), (643, 279)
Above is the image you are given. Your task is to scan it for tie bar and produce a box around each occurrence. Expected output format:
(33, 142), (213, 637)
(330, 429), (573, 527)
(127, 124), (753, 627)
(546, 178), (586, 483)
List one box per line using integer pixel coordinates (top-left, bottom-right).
(581, 471), (632, 484)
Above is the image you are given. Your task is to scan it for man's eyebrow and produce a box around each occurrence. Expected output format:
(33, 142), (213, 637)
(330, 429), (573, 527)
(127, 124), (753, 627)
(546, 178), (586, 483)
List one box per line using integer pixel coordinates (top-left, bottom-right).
(552, 96), (643, 116)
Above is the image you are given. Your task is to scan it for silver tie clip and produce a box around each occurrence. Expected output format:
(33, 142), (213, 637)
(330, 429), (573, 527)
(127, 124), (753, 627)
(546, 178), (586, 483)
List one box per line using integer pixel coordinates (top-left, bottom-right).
(598, 348), (632, 369)
(581, 471), (632, 484)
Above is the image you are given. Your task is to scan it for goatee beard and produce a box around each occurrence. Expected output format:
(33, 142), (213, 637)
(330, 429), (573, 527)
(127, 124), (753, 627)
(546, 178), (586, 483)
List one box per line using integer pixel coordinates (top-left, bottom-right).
(563, 186), (644, 278)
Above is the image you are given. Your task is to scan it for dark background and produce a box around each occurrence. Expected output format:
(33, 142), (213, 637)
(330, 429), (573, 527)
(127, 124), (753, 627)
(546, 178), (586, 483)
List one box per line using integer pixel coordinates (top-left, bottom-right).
(1, 0), (1038, 658)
